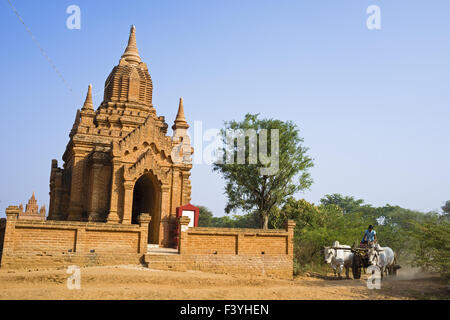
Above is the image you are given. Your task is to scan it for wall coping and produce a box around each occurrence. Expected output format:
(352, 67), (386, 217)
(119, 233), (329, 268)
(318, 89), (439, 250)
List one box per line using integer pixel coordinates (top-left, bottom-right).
(188, 227), (289, 235)
(13, 219), (142, 230)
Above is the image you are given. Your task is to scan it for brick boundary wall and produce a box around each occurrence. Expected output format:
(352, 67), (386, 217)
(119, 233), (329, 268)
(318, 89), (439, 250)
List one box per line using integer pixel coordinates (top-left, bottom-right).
(0, 219), (6, 265)
(0, 206), (296, 278)
(145, 218), (296, 279)
(0, 206), (151, 270)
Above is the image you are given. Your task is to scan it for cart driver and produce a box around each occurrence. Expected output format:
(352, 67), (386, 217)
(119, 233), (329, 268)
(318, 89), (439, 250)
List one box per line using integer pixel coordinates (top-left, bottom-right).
(360, 225), (377, 248)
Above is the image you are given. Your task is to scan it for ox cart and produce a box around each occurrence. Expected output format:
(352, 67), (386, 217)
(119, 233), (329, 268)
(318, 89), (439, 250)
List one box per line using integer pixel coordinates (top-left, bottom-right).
(351, 243), (401, 279)
(350, 246), (372, 279)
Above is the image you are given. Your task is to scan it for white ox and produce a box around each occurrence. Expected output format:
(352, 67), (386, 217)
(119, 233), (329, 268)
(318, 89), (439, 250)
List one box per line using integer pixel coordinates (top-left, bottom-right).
(368, 244), (398, 278)
(324, 241), (354, 279)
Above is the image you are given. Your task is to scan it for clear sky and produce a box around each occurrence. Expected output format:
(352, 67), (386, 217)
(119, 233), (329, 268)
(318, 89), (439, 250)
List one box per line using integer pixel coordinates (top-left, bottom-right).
(0, 0), (449, 218)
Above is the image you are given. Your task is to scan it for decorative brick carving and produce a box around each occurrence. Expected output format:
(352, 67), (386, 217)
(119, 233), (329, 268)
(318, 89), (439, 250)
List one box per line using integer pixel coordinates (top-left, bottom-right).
(45, 26), (193, 247)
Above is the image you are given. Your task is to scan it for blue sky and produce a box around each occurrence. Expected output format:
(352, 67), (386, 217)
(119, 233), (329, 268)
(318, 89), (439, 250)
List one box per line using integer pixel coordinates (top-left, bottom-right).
(0, 0), (449, 218)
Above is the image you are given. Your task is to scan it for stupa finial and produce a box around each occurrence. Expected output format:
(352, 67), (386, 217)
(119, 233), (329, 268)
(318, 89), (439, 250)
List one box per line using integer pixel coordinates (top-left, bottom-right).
(121, 25), (141, 65)
(173, 97), (189, 130)
(82, 84), (94, 110)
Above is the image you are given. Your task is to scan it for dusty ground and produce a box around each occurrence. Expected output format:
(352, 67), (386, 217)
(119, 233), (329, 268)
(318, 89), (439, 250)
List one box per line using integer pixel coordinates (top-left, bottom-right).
(0, 265), (447, 300)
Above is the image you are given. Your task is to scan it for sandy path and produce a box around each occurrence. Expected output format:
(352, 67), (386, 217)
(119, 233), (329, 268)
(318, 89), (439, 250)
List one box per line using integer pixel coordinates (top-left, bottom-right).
(0, 265), (447, 300)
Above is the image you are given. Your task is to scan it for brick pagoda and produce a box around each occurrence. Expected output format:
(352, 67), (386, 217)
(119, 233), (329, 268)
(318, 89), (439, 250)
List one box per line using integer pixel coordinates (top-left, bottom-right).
(47, 26), (193, 247)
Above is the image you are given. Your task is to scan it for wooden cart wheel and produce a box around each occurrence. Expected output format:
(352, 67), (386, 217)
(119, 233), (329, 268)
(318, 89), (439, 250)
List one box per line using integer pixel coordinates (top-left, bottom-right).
(352, 255), (362, 279)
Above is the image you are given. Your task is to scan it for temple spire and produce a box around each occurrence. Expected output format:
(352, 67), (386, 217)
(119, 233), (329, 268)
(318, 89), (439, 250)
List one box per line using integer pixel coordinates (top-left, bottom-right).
(82, 84), (93, 110)
(121, 25), (141, 65)
(173, 97), (189, 130)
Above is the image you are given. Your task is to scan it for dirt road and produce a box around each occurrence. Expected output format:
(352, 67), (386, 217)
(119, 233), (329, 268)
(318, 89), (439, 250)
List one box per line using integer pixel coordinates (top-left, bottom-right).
(0, 265), (447, 300)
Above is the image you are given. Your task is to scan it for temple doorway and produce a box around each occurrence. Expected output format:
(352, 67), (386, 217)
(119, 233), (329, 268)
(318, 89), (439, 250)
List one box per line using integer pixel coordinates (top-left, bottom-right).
(132, 172), (161, 245)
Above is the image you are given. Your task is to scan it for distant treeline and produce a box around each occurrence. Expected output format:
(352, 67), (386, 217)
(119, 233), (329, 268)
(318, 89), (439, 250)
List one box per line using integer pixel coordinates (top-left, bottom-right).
(197, 195), (450, 278)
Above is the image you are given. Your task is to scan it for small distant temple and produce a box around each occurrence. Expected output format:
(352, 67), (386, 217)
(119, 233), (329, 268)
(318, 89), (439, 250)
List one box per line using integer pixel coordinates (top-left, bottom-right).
(18, 193), (46, 221)
(47, 25), (193, 247)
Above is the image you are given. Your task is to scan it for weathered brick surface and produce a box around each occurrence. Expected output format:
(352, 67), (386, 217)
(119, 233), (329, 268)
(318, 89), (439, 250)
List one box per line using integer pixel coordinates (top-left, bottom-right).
(0, 207), (150, 270)
(13, 227), (76, 252)
(83, 230), (140, 254)
(0, 220), (5, 264)
(240, 235), (287, 255)
(183, 227), (291, 256)
(186, 234), (237, 254)
(145, 220), (297, 279)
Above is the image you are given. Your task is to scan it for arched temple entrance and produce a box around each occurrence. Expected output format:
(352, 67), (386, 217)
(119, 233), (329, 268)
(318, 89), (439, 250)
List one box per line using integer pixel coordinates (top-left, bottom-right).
(132, 173), (161, 244)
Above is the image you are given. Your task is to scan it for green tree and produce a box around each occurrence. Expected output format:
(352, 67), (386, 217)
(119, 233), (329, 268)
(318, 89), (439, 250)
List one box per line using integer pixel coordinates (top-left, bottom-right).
(412, 219), (450, 279)
(442, 201), (450, 215)
(212, 212), (260, 229)
(271, 197), (324, 229)
(273, 196), (448, 277)
(319, 194), (364, 214)
(279, 198), (362, 272)
(213, 114), (314, 229)
(197, 205), (214, 227)
(197, 205), (260, 229)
